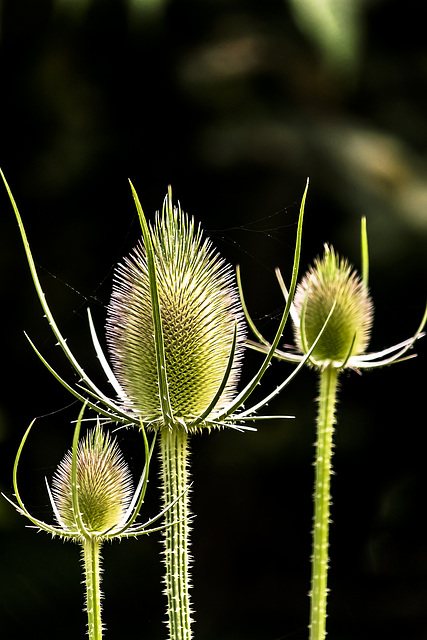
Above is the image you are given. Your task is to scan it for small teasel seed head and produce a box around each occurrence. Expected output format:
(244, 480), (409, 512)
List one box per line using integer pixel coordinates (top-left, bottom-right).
(105, 190), (246, 429)
(51, 425), (134, 535)
(293, 244), (373, 368)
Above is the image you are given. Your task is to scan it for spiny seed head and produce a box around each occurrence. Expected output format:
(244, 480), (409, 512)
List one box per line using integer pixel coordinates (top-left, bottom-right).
(105, 191), (246, 429)
(293, 244), (373, 369)
(51, 426), (133, 534)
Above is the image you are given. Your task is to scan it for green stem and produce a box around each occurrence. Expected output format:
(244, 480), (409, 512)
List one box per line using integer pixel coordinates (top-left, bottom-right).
(82, 537), (103, 640)
(310, 365), (339, 640)
(160, 427), (193, 640)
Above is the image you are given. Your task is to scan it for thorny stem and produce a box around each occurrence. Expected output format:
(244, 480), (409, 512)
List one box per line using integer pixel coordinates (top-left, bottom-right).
(160, 428), (193, 640)
(82, 537), (103, 640)
(310, 366), (339, 640)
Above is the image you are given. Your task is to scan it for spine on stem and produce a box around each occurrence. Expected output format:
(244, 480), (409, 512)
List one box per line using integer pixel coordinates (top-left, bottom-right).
(82, 537), (103, 640)
(160, 427), (193, 640)
(310, 365), (339, 640)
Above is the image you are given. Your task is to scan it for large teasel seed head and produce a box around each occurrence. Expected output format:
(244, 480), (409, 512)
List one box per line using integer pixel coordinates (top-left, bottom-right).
(105, 189), (246, 429)
(293, 244), (373, 369)
(51, 425), (134, 535)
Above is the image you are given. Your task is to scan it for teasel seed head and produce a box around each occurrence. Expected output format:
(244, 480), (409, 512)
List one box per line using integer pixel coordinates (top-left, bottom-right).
(51, 425), (134, 535)
(293, 244), (374, 369)
(105, 190), (246, 430)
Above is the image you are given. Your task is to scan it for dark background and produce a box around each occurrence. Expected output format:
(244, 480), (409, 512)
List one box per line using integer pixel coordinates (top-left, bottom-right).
(0, 1), (426, 639)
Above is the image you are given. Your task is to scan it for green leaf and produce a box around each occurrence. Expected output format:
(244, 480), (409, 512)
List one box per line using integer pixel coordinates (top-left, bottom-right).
(129, 180), (173, 426)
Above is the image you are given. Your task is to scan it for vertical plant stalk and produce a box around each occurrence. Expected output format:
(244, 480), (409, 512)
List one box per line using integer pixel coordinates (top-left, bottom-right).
(160, 427), (193, 640)
(310, 365), (339, 640)
(82, 537), (103, 640)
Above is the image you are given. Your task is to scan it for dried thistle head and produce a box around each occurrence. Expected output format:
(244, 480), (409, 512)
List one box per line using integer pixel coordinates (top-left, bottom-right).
(105, 188), (246, 430)
(2, 168), (312, 434)
(51, 425), (134, 534)
(293, 244), (374, 368)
